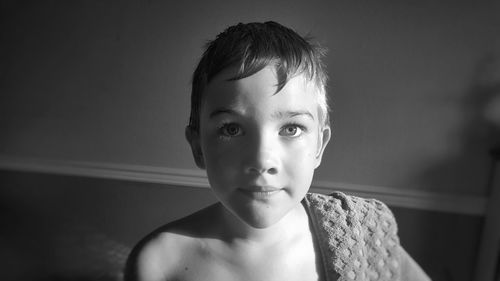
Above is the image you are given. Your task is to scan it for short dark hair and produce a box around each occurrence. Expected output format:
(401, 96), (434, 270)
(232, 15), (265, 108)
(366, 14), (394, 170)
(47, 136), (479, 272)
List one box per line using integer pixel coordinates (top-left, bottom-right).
(188, 21), (329, 132)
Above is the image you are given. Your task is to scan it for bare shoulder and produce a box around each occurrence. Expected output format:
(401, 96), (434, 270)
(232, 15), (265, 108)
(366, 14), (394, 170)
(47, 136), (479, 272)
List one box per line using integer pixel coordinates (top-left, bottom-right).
(124, 203), (221, 281)
(124, 231), (182, 281)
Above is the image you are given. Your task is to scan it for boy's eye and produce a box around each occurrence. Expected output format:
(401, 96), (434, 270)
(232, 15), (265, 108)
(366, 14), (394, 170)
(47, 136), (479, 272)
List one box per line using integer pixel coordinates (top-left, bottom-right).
(220, 123), (243, 137)
(279, 124), (303, 137)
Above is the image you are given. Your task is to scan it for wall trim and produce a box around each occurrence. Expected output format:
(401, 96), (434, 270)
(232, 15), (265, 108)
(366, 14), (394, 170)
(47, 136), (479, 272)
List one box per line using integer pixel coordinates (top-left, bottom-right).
(0, 156), (487, 215)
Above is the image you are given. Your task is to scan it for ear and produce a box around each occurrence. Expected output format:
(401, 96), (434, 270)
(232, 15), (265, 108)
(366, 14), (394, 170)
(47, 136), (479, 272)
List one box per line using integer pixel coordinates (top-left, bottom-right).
(185, 126), (205, 169)
(314, 126), (331, 169)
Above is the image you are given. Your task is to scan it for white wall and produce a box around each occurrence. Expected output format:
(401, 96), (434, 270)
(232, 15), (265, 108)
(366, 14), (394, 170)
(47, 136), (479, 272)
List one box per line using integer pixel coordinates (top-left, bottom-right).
(1, 0), (499, 196)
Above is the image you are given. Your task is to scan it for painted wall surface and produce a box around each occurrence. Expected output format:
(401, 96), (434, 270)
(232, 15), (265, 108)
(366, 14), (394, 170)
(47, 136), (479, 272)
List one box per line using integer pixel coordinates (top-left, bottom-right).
(1, 0), (500, 196)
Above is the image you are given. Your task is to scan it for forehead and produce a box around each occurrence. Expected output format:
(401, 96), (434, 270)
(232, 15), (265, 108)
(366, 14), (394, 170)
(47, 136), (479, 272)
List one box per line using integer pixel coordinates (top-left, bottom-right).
(201, 66), (320, 117)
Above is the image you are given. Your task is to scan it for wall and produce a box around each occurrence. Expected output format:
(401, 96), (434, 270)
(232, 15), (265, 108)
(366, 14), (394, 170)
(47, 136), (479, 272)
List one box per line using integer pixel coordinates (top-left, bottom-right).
(1, 0), (499, 196)
(0, 170), (216, 281)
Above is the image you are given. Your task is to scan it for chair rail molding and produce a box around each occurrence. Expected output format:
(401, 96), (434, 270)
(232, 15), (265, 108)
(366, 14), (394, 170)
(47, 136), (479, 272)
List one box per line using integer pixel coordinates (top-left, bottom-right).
(0, 156), (487, 215)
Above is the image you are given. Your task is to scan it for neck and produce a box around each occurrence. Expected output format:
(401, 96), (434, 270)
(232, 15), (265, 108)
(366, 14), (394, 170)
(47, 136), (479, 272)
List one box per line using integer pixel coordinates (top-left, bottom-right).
(216, 202), (308, 247)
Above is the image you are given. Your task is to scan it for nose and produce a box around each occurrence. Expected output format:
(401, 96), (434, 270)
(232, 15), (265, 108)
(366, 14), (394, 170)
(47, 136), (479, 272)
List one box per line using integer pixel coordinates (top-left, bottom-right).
(244, 132), (279, 175)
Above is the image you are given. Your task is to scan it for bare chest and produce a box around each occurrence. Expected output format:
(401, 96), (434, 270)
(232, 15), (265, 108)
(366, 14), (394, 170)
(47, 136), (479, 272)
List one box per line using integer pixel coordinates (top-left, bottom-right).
(178, 253), (319, 281)
(174, 236), (321, 281)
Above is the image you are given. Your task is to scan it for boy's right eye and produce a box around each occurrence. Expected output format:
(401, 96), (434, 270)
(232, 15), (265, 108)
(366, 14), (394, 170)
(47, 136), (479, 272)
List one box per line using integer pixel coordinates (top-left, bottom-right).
(219, 123), (243, 137)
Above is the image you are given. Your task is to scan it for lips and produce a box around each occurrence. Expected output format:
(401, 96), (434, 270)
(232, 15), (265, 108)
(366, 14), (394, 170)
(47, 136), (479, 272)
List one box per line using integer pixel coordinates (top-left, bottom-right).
(244, 185), (280, 192)
(239, 185), (283, 199)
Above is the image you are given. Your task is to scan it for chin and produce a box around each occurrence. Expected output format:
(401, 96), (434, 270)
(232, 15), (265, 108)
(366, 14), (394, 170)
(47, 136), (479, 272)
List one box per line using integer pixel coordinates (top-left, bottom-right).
(217, 191), (301, 229)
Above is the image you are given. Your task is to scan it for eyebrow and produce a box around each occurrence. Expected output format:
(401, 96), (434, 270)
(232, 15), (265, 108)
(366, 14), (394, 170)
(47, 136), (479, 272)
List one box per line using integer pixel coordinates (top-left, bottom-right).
(209, 108), (315, 120)
(271, 110), (315, 120)
(209, 108), (240, 119)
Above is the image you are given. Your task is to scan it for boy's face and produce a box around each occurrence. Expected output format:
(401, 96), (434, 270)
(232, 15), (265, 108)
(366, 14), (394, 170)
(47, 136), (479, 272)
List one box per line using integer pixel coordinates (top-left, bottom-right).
(187, 66), (330, 229)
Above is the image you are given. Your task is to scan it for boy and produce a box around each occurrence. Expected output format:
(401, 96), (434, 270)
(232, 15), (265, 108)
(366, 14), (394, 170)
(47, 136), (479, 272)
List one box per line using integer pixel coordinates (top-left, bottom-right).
(125, 21), (430, 281)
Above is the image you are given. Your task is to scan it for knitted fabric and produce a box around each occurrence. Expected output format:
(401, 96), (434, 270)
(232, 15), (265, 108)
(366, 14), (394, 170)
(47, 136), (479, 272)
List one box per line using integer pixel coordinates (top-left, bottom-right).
(304, 192), (402, 281)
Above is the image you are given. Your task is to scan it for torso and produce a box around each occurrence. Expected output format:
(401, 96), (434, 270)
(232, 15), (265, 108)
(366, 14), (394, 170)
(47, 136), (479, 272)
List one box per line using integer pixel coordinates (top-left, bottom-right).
(172, 230), (320, 281)
(141, 203), (324, 281)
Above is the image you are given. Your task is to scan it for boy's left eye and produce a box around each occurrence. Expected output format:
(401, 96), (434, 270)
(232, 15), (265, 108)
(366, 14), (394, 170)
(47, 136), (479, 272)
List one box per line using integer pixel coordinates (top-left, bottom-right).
(279, 124), (304, 137)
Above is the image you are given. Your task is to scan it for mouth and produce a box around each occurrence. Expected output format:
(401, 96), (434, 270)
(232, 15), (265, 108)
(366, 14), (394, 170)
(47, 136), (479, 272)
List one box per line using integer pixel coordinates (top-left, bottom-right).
(239, 186), (283, 199)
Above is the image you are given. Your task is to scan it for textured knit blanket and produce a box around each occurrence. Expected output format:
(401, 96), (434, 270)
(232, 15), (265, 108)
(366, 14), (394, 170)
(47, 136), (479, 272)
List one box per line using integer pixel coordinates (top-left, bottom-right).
(303, 192), (431, 281)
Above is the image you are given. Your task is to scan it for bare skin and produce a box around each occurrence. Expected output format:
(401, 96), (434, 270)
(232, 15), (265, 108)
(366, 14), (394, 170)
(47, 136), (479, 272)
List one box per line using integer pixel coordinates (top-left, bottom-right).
(126, 202), (322, 281)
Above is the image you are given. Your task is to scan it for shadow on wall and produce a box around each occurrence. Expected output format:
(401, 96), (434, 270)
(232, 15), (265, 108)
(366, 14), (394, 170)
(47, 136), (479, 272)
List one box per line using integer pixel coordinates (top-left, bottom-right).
(0, 185), (129, 281)
(0, 170), (217, 281)
(411, 55), (500, 281)
(419, 54), (500, 195)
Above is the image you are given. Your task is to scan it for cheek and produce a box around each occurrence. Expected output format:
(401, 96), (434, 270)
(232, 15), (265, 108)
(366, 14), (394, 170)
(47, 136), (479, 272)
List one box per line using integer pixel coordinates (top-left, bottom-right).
(202, 138), (242, 182)
(203, 138), (238, 162)
(284, 139), (318, 169)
